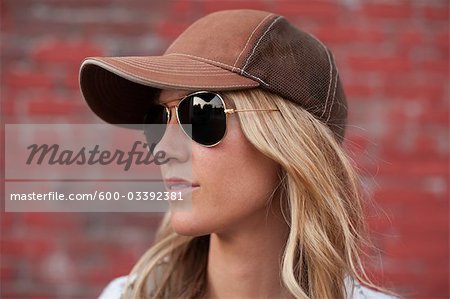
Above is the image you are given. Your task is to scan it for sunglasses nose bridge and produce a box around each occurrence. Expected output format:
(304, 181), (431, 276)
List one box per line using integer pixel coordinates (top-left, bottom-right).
(163, 105), (176, 125)
(161, 104), (188, 140)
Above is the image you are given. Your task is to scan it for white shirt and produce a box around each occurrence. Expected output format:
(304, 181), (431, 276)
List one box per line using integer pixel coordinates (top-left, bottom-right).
(98, 274), (399, 299)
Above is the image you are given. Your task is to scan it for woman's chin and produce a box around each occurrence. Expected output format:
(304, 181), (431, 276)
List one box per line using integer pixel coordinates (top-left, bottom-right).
(170, 211), (210, 236)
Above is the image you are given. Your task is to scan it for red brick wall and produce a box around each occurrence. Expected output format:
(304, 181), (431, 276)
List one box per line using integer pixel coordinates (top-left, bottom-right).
(1, 1), (448, 298)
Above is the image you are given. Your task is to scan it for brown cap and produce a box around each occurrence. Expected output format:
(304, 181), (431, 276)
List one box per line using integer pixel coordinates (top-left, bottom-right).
(79, 9), (348, 143)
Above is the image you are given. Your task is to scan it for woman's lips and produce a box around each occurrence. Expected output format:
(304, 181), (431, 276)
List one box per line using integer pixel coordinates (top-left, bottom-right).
(163, 177), (200, 192)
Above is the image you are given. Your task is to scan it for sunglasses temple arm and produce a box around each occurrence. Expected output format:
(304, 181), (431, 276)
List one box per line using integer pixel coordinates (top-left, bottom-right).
(224, 108), (279, 114)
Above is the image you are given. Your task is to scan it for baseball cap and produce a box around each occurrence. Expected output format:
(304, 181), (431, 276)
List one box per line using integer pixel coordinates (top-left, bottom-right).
(79, 9), (348, 143)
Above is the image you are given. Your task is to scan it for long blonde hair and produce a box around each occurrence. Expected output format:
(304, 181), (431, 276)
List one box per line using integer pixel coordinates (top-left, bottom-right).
(122, 88), (395, 298)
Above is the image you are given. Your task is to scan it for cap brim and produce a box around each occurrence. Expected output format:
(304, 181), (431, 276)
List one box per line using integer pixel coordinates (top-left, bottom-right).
(79, 55), (259, 126)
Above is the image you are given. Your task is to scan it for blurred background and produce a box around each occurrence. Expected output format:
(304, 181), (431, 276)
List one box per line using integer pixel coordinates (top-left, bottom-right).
(1, 0), (448, 298)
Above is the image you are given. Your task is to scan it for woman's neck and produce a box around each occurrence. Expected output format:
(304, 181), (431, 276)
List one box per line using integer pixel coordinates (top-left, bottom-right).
(204, 204), (292, 299)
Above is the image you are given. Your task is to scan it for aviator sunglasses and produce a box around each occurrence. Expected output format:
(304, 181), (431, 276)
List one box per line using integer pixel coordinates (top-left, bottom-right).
(143, 91), (279, 147)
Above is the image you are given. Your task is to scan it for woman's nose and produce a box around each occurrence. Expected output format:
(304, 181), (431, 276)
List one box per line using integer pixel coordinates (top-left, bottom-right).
(153, 107), (191, 164)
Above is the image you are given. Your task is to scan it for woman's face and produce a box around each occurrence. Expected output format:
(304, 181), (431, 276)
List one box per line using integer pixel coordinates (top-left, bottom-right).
(154, 89), (282, 236)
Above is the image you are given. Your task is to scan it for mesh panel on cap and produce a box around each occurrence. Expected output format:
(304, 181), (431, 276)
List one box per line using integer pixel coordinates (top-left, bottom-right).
(241, 17), (348, 143)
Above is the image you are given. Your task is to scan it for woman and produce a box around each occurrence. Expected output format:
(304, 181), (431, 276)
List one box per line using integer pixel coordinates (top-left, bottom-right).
(79, 9), (399, 299)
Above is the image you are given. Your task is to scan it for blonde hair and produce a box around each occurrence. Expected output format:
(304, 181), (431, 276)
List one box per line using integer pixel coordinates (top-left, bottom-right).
(122, 88), (396, 299)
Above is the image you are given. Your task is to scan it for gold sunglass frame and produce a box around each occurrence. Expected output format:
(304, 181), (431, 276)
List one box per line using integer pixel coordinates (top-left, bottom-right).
(157, 90), (280, 147)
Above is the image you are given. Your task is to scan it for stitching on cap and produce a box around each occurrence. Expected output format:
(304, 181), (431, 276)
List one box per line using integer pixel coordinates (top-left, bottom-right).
(325, 51), (339, 122)
(83, 59), (259, 89)
(241, 16), (282, 73)
(311, 36), (333, 120)
(307, 33), (333, 120)
(241, 70), (270, 87)
(119, 57), (230, 71)
(111, 58), (237, 74)
(111, 57), (225, 70)
(116, 60), (235, 72)
(327, 55), (339, 122)
(166, 53), (269, 86)
(322, 50), (333, 119)
(232, 13), (273, 72)
(167, 53), (239, 72)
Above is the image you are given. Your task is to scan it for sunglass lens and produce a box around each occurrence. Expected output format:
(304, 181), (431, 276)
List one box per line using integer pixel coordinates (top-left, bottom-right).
(143, 104), (168, 149)
(178, 93), (226, 146)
